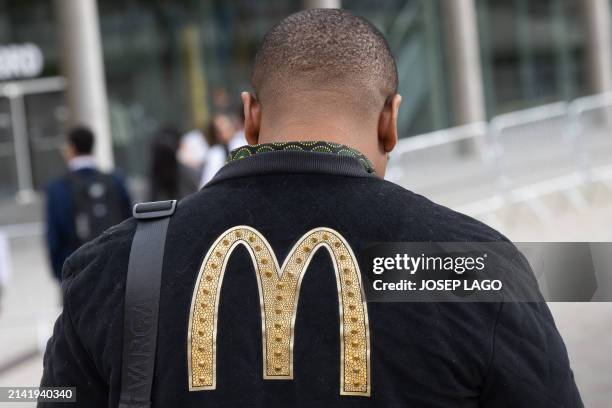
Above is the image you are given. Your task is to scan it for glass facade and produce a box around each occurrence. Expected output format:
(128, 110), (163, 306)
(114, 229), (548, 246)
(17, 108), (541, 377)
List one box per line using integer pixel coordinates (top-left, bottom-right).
(477, 0), (589, 116)
(98, 0), (303, 178)
(0, 0), (608, 198)
(0, 1), (65, 197)
(344, 0), (453, 136)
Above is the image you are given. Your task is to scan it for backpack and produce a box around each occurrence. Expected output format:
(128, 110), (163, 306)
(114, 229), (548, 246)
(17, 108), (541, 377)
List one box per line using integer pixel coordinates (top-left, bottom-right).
(69, 170), (125, 247)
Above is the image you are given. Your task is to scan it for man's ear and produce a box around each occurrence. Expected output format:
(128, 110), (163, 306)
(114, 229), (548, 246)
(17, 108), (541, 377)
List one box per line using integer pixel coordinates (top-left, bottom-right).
(242, 92), (261, 145)
(378, 94), (402, 154)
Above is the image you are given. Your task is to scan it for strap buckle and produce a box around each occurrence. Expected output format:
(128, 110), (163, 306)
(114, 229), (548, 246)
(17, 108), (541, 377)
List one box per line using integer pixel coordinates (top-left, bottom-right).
(132, 200), (177, 219)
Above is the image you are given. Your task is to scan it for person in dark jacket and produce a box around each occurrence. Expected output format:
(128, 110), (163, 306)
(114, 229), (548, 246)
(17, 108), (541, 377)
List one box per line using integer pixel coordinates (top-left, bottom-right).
(45, 126), (132, 281)
(40, 9), (582, 407)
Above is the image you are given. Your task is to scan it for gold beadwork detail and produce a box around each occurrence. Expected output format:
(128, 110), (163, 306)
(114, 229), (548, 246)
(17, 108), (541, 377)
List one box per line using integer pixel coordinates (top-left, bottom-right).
(188, 226), (370, 396)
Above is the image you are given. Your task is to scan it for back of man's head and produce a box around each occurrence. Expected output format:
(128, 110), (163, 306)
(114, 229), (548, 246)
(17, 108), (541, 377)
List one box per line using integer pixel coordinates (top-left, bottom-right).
(245, 9), (401, 175)
(68, 126), (95, 156)
(251, 8), (398, 112)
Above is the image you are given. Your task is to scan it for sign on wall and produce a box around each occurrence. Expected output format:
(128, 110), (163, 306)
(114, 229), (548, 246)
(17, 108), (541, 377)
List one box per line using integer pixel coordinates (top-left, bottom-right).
(0, 43), (44, 81)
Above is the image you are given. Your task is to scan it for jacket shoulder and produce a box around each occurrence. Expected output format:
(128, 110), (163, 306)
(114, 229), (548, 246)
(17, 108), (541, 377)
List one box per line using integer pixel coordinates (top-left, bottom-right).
(377, 179), (507, 242)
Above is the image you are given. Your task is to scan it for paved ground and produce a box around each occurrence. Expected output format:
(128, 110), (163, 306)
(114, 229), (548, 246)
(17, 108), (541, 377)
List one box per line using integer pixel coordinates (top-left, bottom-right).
(0, 235), (59, 408)
(548, 302), (612, 408)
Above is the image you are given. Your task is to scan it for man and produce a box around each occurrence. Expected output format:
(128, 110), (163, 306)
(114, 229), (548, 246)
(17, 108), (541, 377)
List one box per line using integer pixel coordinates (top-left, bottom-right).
(41, 9), (581, 407)
(45, 126), (132, 281)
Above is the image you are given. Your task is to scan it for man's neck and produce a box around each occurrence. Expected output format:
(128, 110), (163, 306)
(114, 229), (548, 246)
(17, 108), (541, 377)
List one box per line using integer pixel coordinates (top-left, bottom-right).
(258, 116), (378, 159)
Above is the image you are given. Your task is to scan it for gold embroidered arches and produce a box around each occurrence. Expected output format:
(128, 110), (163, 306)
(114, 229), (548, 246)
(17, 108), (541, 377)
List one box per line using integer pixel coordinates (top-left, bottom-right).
(187, 226), (371, 396)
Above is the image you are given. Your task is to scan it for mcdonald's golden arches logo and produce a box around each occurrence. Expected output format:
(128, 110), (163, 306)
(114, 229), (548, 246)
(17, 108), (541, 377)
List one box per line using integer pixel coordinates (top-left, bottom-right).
(187, 226), (371, 396)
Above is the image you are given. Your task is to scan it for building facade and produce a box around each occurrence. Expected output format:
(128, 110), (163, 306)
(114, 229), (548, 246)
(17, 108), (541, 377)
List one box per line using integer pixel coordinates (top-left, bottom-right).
(0, 0), (610, 199)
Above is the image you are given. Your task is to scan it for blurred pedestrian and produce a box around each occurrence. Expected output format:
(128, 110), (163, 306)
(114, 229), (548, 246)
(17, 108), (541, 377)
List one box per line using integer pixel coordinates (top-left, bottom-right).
(149, 127), (199, 201)
(200, 113), (246, 186)
(45, 126), (132, 281)
(177, 128), (209, 175)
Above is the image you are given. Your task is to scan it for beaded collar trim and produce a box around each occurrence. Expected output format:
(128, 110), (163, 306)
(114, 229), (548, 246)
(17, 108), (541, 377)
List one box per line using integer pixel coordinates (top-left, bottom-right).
(228, 141), (375, 174)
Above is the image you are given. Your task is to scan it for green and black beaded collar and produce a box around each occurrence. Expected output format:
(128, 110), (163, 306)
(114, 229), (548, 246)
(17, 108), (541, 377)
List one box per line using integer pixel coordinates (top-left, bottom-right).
(228, 141), (375, 174)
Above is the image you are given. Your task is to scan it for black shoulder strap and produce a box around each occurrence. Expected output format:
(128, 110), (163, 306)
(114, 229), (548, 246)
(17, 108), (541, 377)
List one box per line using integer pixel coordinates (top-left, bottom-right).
(119, 200), (177, 408)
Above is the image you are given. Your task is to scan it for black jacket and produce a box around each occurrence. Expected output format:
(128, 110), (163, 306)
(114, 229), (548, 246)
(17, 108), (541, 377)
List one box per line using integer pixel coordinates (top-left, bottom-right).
(40, 150), (582, 407)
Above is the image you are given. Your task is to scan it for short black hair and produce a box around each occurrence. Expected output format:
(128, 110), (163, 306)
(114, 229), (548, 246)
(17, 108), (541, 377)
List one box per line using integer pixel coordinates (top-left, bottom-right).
(252, 9), (398, 108)
(68, 126), (94, 155)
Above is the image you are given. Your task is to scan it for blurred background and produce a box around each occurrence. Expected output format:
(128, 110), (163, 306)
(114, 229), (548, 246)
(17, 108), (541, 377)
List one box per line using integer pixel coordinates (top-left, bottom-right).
(0, 0), (611, 406)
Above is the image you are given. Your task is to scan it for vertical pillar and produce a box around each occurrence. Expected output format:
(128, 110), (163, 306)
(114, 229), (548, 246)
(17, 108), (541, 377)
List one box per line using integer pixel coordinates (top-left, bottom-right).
(7, 87), (35, 202)
(443, 0), (486, 125)
(552, 0), (574, 101)
(182, 24), (209, 131)
(55, 0), (114, 170)
(303, 0), (341, 9)
(583, 0), (612, 94)
(516, 0), (537, 101)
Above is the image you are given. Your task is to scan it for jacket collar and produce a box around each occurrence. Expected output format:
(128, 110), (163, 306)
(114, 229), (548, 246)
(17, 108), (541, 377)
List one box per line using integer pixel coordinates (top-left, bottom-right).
(205, 150), (376, 187)
(228, 141), (375, 174)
